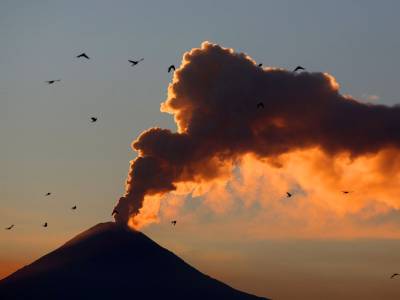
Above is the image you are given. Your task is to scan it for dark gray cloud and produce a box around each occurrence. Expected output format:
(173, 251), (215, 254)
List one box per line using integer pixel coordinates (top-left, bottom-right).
(113, 42), (400, 225)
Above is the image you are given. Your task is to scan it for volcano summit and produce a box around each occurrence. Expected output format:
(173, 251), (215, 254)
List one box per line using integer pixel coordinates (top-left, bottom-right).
(0, 222), (268, 300)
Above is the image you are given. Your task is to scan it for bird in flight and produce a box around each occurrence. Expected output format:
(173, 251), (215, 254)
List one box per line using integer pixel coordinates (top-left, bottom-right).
(43, 222), (48, 228)
(129, 58), (144, 66)
(293, 65), (305, 72)
(111, 209), (118, 216)
(168, 65), (176, 73)
(46, 79), (61, 85)
(257, 102), (264, 109)
(258, 63), (263, 67)
(71, 205), (77, 210)
(390, 273), (399, 279)
(45, 192), (51, 196)
(77, 53), (90, 60)
(90, 117), (98, 123)
(5, 225), (14, 230)
(342, 191), (353, 194)
(286, 192), (292, 198)
(171, 220), (177, 226)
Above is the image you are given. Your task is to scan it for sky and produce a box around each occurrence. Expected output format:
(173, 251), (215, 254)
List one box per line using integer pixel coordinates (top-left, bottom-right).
(1, 1), (400, 299)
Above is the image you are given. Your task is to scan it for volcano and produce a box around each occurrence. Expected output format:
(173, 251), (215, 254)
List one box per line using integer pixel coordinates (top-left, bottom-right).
(0, 222), (268, 299)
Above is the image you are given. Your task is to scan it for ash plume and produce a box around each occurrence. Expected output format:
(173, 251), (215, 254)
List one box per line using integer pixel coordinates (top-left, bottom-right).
(113, 41), (400, 227)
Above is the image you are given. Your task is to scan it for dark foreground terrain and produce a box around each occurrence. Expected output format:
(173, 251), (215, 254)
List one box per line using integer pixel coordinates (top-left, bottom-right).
(0, 222), (268, 299)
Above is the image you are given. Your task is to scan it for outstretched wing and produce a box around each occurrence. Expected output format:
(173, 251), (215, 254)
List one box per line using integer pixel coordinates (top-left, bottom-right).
(168, 65), (176, 73)
(77, 53), (90, 59)
(294, 66), (305, 72)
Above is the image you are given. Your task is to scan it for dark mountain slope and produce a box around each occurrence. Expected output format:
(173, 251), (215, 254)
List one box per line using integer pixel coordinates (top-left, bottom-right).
(0, 222), (268, 300)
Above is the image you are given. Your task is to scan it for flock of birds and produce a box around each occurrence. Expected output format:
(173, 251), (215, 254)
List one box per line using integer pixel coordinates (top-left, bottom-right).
(5, 192), (78, 231)
(4, 55), (399, 279)
(4, 51), (178, 232)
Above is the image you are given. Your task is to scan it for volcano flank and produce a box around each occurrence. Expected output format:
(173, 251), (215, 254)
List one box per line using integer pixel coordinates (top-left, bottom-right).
(0, 222), (268, 299)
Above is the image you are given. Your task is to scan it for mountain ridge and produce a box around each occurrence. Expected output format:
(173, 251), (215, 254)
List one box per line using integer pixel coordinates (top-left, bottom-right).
(0, 222), (269, 300)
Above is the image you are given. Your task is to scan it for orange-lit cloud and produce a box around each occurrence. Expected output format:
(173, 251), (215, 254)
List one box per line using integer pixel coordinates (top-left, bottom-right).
(156, 151), (400, 238)
(230, 151), (400, 238)
(113, 42), (400, 236)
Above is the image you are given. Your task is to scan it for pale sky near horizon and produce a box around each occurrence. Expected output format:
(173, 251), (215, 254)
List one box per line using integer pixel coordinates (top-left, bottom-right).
(1, 1), (400, 299)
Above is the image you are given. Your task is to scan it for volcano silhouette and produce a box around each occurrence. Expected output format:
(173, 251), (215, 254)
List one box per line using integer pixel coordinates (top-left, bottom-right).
(0, 222), (268, 299)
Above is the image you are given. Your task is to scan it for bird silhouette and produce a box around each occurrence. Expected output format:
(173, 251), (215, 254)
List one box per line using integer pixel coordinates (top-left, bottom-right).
(45, 192), (51, 196)
(258, 63), (263, 67)
(129, 58), (144, 66)
(43, 222), (48, 228)
(46, 79), (61, 85)
(5, 225), (14, 230)
(171, 220), (177, 226)
(257, 102), (264, 109)
(90, 117), (98, 123)
(71, 206), (77, 210)
(293, 66), (305, 72)
(342, 191), (352, 194)
(390, 273), (399, 279)
(77, 53), (90, 60)
(111, 209), (119, 216)
(168, 65), (176, 73)
(286, 192), (292, 198)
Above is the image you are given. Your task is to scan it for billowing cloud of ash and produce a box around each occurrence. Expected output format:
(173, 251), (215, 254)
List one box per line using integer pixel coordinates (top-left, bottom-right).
(113, 41), (400, 228)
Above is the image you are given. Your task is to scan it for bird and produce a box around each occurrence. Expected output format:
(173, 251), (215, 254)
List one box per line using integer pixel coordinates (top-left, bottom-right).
(43, 222), (48, 228)
(46, 79), (61, 85)
(90, 117), (98, 123)
(171, 220), (177, 226)
(44, 192), (51, 196)
(168, 65), (176, 73)
(390, 273), (399, 279)
(258, 63), (263, 67)
(76, 53), (90, 60)
(129, 58), (144, 66)
(71, 205), (77, 210)
(293, 65), (305, 72)
(5, 225), (14, 230)
(342, 191), (352, 194)
(257, 102), (264, 109)
(286, 192), (292, 198)
(111, 209), (118, 216)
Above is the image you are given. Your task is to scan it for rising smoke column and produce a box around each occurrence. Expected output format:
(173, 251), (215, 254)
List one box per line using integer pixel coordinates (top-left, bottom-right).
(113, 41), (400, 227)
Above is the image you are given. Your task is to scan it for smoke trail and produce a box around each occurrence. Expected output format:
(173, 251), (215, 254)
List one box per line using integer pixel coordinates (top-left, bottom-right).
(113, 41), (400, 227)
